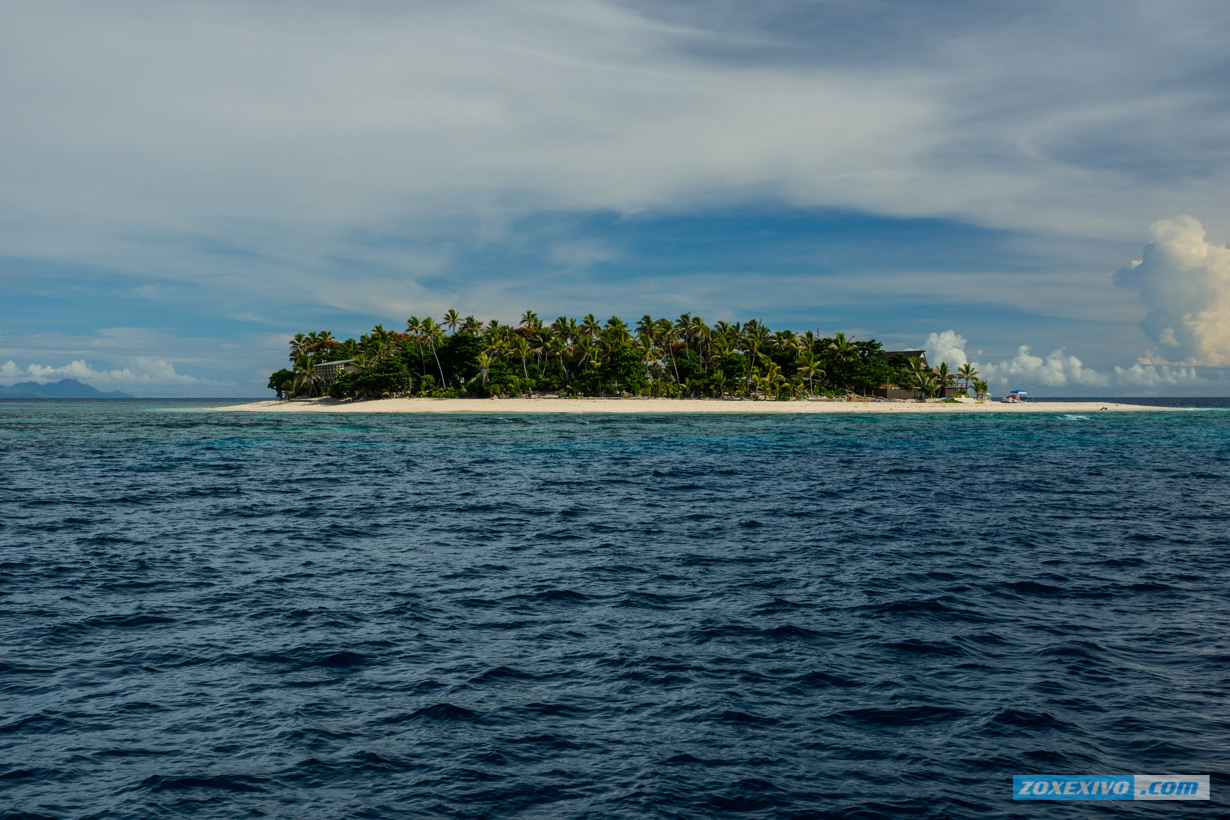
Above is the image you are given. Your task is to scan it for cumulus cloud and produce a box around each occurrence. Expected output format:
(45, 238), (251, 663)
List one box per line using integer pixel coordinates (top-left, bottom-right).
(0, 358), (223, 389)
(924, 330), (1203, 390)
(980, 346), (1110, 388)
(0, 327), (281, 397)
(1113, 215), (1230, 366)
(923, 330), (968, 369)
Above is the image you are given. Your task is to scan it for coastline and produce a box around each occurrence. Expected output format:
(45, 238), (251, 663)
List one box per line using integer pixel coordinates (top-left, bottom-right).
(210, 397), (1167, 414)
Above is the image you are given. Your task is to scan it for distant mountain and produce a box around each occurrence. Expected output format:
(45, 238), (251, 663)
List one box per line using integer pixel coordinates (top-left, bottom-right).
(0, 379), (135, 399)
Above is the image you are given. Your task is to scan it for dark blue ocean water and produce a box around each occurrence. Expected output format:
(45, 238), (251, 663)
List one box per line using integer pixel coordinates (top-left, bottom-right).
(3, 400), (1230, 819)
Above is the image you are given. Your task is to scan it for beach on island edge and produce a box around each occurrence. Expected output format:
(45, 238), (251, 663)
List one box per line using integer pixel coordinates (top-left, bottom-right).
(212, 397), (1167, 414)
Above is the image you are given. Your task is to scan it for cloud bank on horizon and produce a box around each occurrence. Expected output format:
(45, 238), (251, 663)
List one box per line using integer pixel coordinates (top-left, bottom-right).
(0, 358), (225, 390)
(924, 330), (1202, 392)
(2, 0), (1230, 395)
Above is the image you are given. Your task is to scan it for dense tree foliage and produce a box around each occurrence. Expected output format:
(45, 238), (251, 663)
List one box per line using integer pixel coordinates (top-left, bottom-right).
(274, 313), (975, 400)
(267, 368), (295, 400)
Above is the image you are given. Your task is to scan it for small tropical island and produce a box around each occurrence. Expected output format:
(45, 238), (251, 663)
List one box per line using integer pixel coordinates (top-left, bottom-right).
(264, 311), (986, 402)
(210, 311), (1159, 414)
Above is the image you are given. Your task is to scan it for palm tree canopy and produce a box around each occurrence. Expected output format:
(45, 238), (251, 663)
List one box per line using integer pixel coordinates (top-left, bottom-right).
(281, 309), (914, 401)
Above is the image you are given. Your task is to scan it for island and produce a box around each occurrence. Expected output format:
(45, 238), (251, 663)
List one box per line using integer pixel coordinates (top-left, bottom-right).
(0, 379), (135, 399)
(224, 312), (1157, 413)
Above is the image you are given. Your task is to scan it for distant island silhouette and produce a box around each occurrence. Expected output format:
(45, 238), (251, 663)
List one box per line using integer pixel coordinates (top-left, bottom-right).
(0, 379), (135, 399)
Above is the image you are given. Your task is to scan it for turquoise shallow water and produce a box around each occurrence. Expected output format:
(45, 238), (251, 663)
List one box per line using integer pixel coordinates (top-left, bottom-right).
(2, 400), (1229, 818)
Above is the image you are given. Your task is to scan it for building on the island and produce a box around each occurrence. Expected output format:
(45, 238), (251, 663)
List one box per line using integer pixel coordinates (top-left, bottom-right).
(871, 350), (930, 400)
(884, 350), (929, 367)
(315, 359), (360, 388)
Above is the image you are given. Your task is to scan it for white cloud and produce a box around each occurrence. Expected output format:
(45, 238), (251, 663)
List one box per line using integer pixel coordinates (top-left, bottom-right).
(1109, 361), (1204, 388)
(923, 330), (968, 369)
(4, 0), (1230, 288)
(981, 346), (1111, 388)
(924, 330), (1205, 391)
(0, 0), (939, 272)
(2, 2), (1230, 391)
(0, 358), (224, 389)
(1113, 215), (1230, 365)
(0, 327), (289, 396)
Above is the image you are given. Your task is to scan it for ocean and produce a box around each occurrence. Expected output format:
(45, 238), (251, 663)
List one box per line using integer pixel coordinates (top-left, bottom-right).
(3, 399), (1229, 819)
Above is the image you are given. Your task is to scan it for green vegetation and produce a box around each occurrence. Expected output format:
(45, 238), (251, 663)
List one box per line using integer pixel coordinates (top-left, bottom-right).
(275, 313), (970, 401)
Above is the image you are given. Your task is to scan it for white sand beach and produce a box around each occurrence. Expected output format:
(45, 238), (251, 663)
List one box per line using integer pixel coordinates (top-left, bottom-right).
(213, 397), (1165, 414)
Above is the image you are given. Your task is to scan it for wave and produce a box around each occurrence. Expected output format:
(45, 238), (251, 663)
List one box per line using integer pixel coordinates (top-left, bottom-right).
(5, 406), (1229, 818)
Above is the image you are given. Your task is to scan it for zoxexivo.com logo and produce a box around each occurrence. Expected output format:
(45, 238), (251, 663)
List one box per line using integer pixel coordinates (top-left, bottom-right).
(1013, 775), (1210, 800)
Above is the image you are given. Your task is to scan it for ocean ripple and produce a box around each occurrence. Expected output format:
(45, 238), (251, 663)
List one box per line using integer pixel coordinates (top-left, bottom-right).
(1, 400), (1229, 818)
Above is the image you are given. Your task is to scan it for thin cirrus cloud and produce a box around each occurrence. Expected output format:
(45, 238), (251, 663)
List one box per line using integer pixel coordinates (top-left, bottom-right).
(2, 1), (1230, 394)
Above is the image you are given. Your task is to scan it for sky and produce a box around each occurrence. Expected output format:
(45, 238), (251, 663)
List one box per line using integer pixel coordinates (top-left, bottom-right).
(3, 0), (1230, 397)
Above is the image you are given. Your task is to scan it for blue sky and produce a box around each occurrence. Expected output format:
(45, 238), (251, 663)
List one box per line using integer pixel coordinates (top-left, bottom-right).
(3, 0), (1230, 396)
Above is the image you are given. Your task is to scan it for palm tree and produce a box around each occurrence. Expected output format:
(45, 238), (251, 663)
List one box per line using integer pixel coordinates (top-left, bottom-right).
(743, 321), (770, 393)
(760, 360), (787, 399)
(485, 334), (510, 369)
(292, 353), (322, 397)
(511, 336), (532, 382)
(688, 315), (711, 371)
(573, 335), (594, 374)
(797, 353), (825, 396)
(770, 330), (796, 352)
(652, 318), (680, 385)
(369, 324), (394, 361)
(546, 335), (571, 384)
(936, 362), (956, 397)
(528, 329), (547, 372)
(800, 330), (818, 355)
(475, 352), (491, 389)
(635, 314), (656, 342)
(958, 362), (980, 394)
(712, 320), (738, 348)
(904, 358), (931, 399)
(289, 333), (310, 364)
(420, 317), (447, 384)
(635, 334), (657, 384)
(406, 316), (427, 375)
(706, 334), (731, 380)
(443, 309), (461, 333)
(827, 331), (856, 364)
(674, 314), (693, 359)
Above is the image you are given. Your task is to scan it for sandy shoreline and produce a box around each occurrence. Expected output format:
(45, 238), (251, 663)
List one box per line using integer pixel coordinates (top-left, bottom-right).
(211, 397), (1166, 414)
